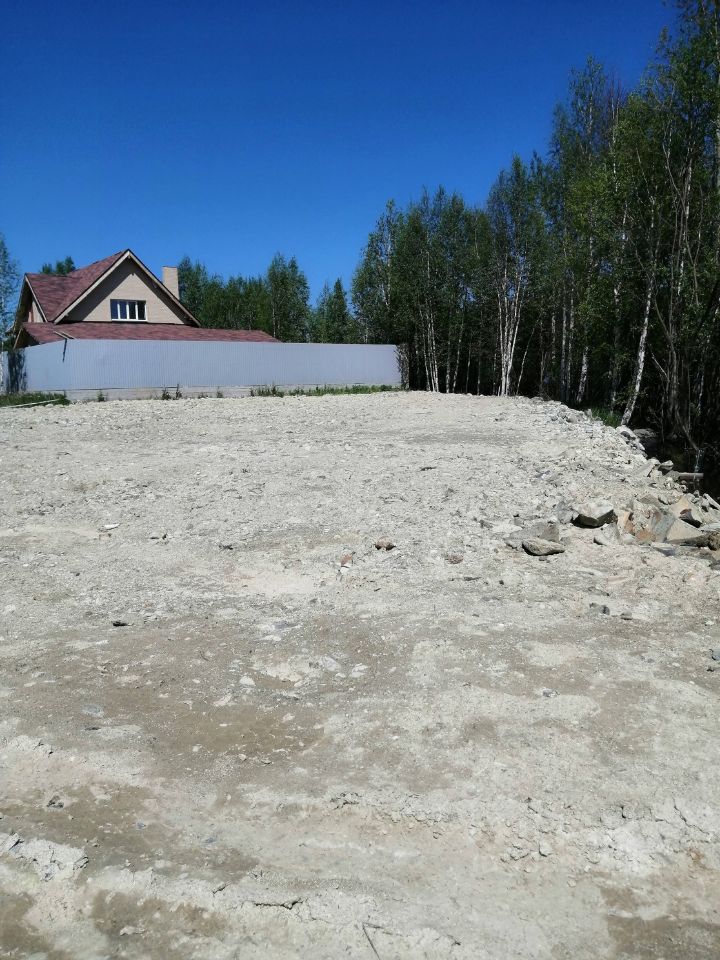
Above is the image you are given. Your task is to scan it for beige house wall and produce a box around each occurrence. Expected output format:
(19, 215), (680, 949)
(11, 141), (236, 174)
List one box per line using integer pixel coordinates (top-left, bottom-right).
(23, 295), (43, 324)
(64, 259), (190, 325)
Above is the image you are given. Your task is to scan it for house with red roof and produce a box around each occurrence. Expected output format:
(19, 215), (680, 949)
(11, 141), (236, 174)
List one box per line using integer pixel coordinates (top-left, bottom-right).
(13, 249), (278, 348)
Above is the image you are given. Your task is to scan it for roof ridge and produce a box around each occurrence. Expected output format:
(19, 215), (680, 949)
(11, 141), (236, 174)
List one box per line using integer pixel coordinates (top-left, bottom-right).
(26, 250), (127, 281)
(25, 251), (128, 322)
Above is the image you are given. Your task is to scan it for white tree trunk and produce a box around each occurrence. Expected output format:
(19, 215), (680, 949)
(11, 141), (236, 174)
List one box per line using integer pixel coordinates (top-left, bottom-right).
(622, 269), (655, 425)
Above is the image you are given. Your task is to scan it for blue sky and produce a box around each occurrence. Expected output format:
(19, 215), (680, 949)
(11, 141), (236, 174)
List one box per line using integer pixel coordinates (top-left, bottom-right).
(2, 0), (674, 301)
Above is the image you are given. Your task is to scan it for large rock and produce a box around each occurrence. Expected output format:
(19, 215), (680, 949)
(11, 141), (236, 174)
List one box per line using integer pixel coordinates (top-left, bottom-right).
(572, 501), (616, 528)
(521, 520), (561, 542)
(667, 495), (704, 528)
(505, 519), (561, 550)
(648, 511), (707, 544)
(620, 499), (707, 545)
(593, 524), (625, 547)
(522, 538), (565, 557)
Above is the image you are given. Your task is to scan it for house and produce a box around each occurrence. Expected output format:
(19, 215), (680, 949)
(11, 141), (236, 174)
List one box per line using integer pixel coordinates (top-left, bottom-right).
(13, 249), (277, 347)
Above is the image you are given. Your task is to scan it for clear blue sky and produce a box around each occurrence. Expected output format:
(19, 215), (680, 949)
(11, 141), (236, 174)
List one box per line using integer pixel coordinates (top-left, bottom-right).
(2, 0), (674, 301)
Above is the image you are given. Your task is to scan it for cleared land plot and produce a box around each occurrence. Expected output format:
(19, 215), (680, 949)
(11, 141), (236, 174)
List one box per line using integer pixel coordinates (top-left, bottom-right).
(0, 393), (718, 959)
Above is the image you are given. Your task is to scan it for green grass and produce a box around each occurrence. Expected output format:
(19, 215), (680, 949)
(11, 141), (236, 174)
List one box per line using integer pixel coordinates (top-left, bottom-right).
(250, 384), (401, 398)
(0, 392), (69, 408)
(588, 406), (622, 428)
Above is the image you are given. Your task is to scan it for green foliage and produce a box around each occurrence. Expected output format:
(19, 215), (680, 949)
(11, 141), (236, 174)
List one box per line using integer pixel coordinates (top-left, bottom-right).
(40, 256), (75, 275)
(266, 254), (311, 341)
(0, 392), (68, 407)
(310, 279), (361, 343)
(286, 384), (400, 397)
(0, 234), (20, 339)
(352, 200), (400, 345)
(178, 253), (314, 341)
(353, 190), (489, 392)
(348, 1), (720, 474)
(250, 384), (400, 398)
(588, 407), (622, 428)
(250, 384), (283, 397)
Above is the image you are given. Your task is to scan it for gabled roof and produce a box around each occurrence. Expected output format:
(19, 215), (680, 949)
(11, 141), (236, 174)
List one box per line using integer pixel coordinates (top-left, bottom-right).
(25, 252), (125, 322)
(18, 249), (199, 327)
(18, 321), (279, 347)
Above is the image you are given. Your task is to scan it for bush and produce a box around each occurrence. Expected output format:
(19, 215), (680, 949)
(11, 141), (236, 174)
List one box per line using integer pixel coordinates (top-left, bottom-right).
(588, 406), (621, 428)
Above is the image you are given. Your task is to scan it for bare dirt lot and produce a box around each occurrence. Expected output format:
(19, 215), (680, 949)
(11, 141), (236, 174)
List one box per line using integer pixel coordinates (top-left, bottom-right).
(1, 392), (719, 959)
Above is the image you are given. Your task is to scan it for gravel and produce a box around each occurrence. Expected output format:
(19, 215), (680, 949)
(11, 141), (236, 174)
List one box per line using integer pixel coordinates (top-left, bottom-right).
(0, 392), (718, 959)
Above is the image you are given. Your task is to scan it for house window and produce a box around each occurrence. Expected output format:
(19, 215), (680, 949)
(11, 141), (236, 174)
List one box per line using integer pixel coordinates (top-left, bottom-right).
(111, 299), (147, 321)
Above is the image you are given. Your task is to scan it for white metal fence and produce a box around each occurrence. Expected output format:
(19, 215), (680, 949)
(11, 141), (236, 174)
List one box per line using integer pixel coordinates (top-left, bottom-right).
(2, 340), (403, 399)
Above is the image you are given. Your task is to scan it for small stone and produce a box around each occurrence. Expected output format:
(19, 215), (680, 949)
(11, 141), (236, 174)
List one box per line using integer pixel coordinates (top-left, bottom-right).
(238, 675), (255, 687)
(111, 619), (129, 627)
(522, 538), (565, 557)
(711, 650), (720, 662)
(81, 704), (104, 718)
(509, 846), (530, 860)
(590, 602), (611, 615)
(445, 553), (464, 564)
(538, 843), (553, 857)
(375, 538), (396, 551)
(331, 792), (361, 808)
(46, 794), (64, 809)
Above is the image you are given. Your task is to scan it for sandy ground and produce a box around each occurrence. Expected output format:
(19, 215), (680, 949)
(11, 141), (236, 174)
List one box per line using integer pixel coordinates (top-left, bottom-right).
(0, 392), (719, 960)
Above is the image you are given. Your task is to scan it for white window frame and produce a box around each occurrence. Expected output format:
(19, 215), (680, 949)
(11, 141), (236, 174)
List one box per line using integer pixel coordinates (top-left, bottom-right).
(110, 299), (147, 322)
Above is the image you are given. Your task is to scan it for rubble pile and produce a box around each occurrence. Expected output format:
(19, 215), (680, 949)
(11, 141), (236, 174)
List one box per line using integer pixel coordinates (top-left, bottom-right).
(506, 412), (720, 560)
(612, 426), (720, 550)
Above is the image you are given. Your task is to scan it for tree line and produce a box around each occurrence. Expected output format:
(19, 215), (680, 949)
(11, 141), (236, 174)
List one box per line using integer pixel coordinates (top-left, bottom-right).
(177, 2), (720, 469)
(352, 2), (720, 470)
(2, 1), (718, 469)
(177, 254), (362, 344)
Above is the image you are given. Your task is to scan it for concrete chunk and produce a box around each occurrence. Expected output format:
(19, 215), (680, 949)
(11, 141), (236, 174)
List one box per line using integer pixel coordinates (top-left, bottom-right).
(572, 501), (616, 528)
(522, 538), (566, 556)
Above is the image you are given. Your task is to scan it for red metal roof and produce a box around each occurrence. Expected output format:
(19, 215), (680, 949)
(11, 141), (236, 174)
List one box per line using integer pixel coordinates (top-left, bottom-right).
(20, 322), (278, 345)
(26, 252), (126, 322)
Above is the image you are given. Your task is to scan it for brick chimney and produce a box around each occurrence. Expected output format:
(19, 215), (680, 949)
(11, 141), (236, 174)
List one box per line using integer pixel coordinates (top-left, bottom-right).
(162, 266), (179, 298)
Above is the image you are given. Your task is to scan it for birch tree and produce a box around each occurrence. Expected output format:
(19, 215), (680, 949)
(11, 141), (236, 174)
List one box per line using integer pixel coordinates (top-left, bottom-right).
(486, 157), (544, 396)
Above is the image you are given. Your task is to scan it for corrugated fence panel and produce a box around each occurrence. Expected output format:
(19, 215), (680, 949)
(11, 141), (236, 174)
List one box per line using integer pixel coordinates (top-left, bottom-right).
(3, 340), (402, 394)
